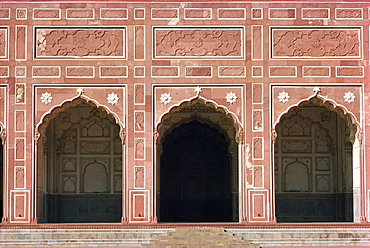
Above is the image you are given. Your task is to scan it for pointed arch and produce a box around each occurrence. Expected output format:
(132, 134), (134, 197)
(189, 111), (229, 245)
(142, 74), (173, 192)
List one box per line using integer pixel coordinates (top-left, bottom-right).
(35, 96), (125, 143)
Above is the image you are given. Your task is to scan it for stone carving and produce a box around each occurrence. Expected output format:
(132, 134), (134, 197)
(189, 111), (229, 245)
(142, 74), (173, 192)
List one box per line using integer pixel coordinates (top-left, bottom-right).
(344, 91), (355, 103)
(253, 166), (263, 188)
(16, 26), (26, 60)
(283, 141), (311, 152)
(269, 8), (296, 19)
(252, 67), (263, 77)
(316, 175), (330, 192)
(0, 28), (7, 58)
(15, 167), (25, 188)
(186, 67), (211, 77)
(107, 93), (119, 105)
(0, 9), (10, 19)
(15, 67), (26, 77)
(135, 111), (145, 132)
(15, 110), (25, 131)
(270, 67), (296, 77)
(100, 66), (127, 77)
(134, 84), (145, 104)
(67, 8), (94, 19)
(336, 8), (362, 19)
(219, 66), (245, 77)
(253, 138), (263, 159)
(278, 91), (290, 103)
(134, 8), (145, 19)
(185, 8), (211, 19)
(62, 176), (76, 193)
(36, 28), (126, 58)
(62, 159), (76, 172)
(15, 138), (25, 160)
(100, 8), (127, 19)
(33, 8), (60, 19)
(151, 8), (178, 19)
(226, 92), (237, 104)
(252, 8), (262, 19)
(253, 110), (263, 131)
(135, 26), (145, 60)
(272, 28), (361, 58)
(135, 138), (145, 160)
(160, 93), (172, 105)
(337, 66), (363, 77)
(252, 25), (262, 60)
(16, 9), (27, 19)
(32, 66), (59, 77)
(303, 67), (330, 77)
(154, 28), (243, 59)
(135, 167), (145, 188)
(134, 67), (145, 77)
(152, 66), (179, 77)
(81, 141), (110, 154)
(66, 67), (94, 77)
(218, 8), (245, 19)
(302, 8), (329, 19)
(40, 92), (53, 104)
(253, 83), (263, 103)
(0, 67), (8, 77)
(316, 157), (330, 171)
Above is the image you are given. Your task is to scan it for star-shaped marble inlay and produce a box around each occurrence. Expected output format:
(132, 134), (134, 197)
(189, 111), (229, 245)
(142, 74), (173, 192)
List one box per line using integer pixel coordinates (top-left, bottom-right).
(226, 92), (237, 104)
(76, 88), (84, 96)
(278, 91), (290, 103)
(195, 86), (202, 97)
(107, 93), (119, 105)
(344, 91), (355, 104)
(40, 92), (53, 104)
(160, 93), (172, 105)
(313, 86), (321, 95)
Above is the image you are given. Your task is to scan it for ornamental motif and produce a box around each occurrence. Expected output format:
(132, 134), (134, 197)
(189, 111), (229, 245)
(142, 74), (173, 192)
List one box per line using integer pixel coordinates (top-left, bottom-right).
(40, 92), (53, 104)
(226, 92), (237, 104)
(160, 93), (172, 105)
(344, 91), (355, 103)
(313, 86), (321, 95)
(278, 91), (290, 103)
(76, 88), (84, 96)
(107, 93), (119, 105)
(194, 86), (202, 97)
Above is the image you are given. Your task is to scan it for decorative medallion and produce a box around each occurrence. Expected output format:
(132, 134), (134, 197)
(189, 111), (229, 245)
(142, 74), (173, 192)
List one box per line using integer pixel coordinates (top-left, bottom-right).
(344, 91), (355, 103)
(40, 92), (53, 104)
(107, 93), (119, 105)
(226, 92), (237, 104)
(313, 86), (321, 95)
(195, 86), (202, 97)
(76, 88), (84, 96)
(278, 91), (290, 103)
(160, 93), (172, 105)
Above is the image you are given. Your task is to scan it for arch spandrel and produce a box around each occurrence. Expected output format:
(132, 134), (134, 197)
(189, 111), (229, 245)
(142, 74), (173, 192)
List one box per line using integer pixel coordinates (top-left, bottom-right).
(272, 86), (362, 139)
(34, 87), (126, 141)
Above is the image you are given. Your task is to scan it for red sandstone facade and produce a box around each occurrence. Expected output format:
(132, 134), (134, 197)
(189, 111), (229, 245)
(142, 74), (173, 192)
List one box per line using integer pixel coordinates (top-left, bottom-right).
(0, 1), (369, 225)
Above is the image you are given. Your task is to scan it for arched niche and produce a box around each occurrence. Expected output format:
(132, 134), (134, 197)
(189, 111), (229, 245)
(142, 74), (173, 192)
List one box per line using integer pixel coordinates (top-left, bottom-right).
(155, 97), (241, 222)
(36, 98), (124, 223)
(273, 97), (359, 222)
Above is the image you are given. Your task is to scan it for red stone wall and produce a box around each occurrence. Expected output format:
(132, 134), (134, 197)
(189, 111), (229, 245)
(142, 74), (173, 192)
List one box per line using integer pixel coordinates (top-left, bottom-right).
(0, 1), (369, 224)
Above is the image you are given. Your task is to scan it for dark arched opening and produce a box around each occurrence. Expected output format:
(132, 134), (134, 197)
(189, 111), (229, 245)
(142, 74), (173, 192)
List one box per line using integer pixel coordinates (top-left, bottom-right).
(275, 100), (354, 222)
(160, 120), (233, 222)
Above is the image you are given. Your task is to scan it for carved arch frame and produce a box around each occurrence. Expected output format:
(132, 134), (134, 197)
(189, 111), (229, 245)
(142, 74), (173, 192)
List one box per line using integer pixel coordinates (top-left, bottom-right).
(154, 96), (244, 222)
(272, 93), (364, 223)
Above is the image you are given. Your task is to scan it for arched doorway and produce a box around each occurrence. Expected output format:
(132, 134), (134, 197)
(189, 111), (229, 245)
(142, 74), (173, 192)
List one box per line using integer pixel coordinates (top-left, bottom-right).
(38, 100), (123, 223)
(274, 99), (355, 222)
(156, 99), (239, 222)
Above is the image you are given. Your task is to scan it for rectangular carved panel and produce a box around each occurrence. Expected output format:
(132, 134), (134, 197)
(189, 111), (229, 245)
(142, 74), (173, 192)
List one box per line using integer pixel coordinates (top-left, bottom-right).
(252, 25), (263, 60)
(134, 84), (145, 105)
(152, 66), (179, 77)
(335, 8), (363, 19)
(134, 138), (145, 160)
(15, 166), (25, 189)
(302, 8), (330, 19)
(249, 190), (268, 222)
(0, 27), (8, 59)
(151, 8), (179, 19)
(15, 110), (25, 131)
(134, 111), (145, 132)
(66, 8), (94, 19)
(0, 9), (10, 19)
(252, 83), (263, 104)
(303, 66), (330, 77)
(0, 67), (9, 77)
(15, 84), (25, 103)
(269, 66), (297, 77)
(134, 166), (145, 188)
(32, 66), (60, 78)
(185, 66), (212, 77)
(336, 66), (364, 77)
(269, 8), (296, 19)
(16, 26), (26, 60)
(184, 8), (212, 19)
(253, 165), (264, 188)
(15, 138), (25, 160)
(10, 191), (29, 222)
(35, 28), (126, 59)
(218, 66), (246, 77)
(66, 66), (94, 78)
(100, 8), (128, 19)
(33, 8), (61, 19)
(252, 137), (263, 160)
(252, 110), (263, 131)
(130, 190), (149, 222)
(154, 27), (244, 59)
(100, 66), (127, 78)
(218, 8), (246, 19)
(271, 27), (361, 59)
(135, 26), (145, 60)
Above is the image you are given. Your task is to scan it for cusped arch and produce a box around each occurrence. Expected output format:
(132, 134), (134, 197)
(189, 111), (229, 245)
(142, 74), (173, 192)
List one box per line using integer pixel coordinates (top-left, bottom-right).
(273, 95), (360, 144)
(156, 97), (243, 144)
(36, 96), (125, 142)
